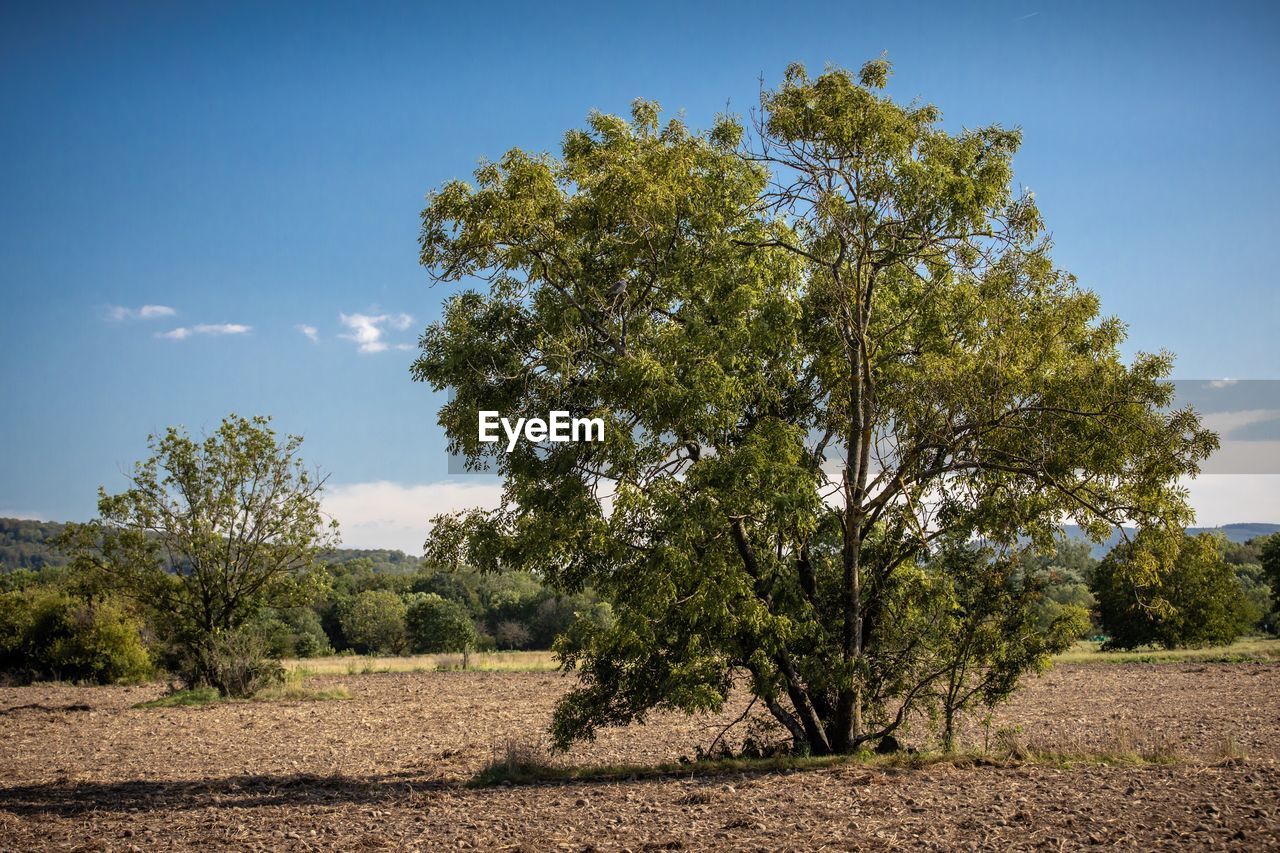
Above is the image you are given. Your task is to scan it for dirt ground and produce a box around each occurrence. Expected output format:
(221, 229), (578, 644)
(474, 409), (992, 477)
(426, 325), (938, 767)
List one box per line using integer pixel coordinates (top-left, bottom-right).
(1, 664), (1277, 850)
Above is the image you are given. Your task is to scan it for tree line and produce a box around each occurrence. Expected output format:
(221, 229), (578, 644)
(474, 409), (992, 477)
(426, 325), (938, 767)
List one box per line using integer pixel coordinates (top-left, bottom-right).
(1, 527), (612, 688)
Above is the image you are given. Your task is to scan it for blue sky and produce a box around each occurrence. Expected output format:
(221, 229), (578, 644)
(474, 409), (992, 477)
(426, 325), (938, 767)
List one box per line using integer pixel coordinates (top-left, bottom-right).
(2, 1), (1278, 551)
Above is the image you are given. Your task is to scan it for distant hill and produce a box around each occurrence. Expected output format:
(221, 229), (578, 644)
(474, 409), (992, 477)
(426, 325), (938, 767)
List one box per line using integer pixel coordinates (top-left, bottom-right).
(1063, 523), (1280, 558)
(3, 516), (1276, 571)
(0, 517), (421, 573)
(0, 518), (75, 570)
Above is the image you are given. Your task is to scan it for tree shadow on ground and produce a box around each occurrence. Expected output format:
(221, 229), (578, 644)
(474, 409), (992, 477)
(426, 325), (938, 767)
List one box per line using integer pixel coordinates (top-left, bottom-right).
(0, 771), (454, 817)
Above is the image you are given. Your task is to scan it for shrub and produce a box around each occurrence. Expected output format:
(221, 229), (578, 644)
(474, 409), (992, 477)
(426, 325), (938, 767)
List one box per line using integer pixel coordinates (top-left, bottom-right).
(0, 588), (152, 683)
(406, 593), (477, 654)
(186, 627), (284, 697)
(340, 589), (408, 654)
(493, 619), (532, 650)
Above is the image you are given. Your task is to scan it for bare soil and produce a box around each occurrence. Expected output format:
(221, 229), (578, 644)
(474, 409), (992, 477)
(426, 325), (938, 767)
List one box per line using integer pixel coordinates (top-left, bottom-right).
(1, 664), (1277, 850)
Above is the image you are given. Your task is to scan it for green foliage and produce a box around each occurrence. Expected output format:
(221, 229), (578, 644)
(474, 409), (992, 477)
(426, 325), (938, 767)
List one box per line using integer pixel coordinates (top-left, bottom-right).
(0, 518), (74, 570)
(1260, 534), (1280, 626)
(56, 414), (338, 696)
(925, 544), (1086, 750)
(1092, 532), (1259, 650)
(0, 567), (44, 593)
(0, 587), (152, 683)
(414, 60), (1215, 754)
(1021, 539), (1099, 638)
(254, 607), (333, 658)
(340, 589), (408, 654)
(405, 592), (477, 653)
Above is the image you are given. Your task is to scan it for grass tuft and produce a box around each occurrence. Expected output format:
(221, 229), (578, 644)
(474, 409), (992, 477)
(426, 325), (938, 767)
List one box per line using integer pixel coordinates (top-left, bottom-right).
(134, 671), (351, 708)
(472, 737), (559, 787)
(134, 687), (222, 708)
(252, 683), (352, 702)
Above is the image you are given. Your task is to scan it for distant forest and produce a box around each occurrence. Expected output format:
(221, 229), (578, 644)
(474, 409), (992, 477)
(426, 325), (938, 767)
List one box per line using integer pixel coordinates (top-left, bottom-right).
(0, 517), (609, 657)
(7, 516), (1278, 572)
(3, 517), (1276, 662)
(0, 517), (421, 573)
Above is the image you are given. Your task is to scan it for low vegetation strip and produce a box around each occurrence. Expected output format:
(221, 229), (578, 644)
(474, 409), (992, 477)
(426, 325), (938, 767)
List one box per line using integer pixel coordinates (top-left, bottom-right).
(134, 673), (351, 708)
(283, 650), (560, 675)
(469, 745), (1190, 789)
(1053, 637), (1280, 665)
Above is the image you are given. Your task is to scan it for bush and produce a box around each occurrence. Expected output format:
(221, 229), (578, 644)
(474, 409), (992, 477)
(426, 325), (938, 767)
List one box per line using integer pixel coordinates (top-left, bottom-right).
(493, 619), (532, 650)
(255, 608), (333, 659)
(1093, 532), (1258, 650)
(406, 593), (477, 653)
(0, 588), (152, 683)
(180, 627), (284, 698)
(340, 589), (408, 654)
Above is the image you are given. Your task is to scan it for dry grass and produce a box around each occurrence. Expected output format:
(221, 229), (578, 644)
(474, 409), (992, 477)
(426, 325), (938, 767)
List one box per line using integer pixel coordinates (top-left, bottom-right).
(283, 650), (559, 675)
(134, 672), (350, 708)
(1053, 636), (1280, 665)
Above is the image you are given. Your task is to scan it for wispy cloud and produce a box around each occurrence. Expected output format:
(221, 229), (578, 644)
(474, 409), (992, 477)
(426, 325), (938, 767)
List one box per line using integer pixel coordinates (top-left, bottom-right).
(158, 323), (252, 341)
(338, 312), (414, 353)
(322, 479), (503, 553)
(107, 304), (176, 321)
(1183, 474), (1280, 526)
(297, 324), (319, 342)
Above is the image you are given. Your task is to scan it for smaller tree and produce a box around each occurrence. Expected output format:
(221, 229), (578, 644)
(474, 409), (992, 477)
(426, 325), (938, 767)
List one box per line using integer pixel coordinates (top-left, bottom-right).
(57, 414), (338, 695)
(493, 619), (532, 650)
(1093, 532), (1257, 650)
(406, 593), (477, 662)
(926, 545), (1086, 751)
(254, 607), (333, 658)
(341, 589), (408, 654)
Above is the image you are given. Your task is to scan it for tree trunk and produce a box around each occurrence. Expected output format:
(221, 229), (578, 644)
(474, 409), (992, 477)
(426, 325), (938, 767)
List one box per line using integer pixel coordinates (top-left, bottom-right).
(835, 325), (867, 753)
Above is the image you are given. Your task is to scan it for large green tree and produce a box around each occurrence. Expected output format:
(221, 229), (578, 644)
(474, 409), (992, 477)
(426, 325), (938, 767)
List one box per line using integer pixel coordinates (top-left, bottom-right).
(1093, 532), (1258, 650)
(413, 62), (1216, 754)
(59, 414), (338, 695)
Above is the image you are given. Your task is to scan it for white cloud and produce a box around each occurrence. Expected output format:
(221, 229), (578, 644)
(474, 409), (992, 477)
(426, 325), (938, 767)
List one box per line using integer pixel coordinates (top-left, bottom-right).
(1183, 474), (1280, 526)
(107, 304), (176, 321)
(322, 479), (503, 553)
(297, 324), (319, 342)
(1200, 408), (1276, 433)
(338, 312), (415, 354)
(158, 323), (252, 340)
(318, 474), (1280, 554)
